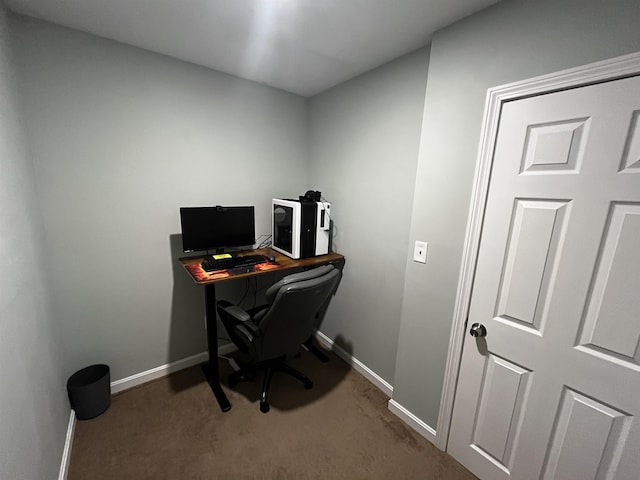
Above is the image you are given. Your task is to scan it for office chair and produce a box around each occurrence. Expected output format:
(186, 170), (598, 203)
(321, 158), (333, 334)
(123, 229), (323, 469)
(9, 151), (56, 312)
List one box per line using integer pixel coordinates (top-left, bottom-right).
(217, 265), (341, 413)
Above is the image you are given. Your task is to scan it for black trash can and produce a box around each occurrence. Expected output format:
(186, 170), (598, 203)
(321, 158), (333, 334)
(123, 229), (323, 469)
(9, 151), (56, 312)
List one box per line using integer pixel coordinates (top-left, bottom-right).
(67, 364), (111, 420)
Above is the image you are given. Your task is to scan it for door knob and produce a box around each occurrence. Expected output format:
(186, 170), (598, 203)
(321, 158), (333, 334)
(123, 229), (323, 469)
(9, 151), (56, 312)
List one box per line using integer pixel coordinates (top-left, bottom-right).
(469, 323), (487, 338)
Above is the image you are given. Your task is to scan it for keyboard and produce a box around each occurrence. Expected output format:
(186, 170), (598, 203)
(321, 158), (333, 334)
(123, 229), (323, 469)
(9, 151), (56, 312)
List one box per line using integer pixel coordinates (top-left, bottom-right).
(201, 254), (269, 272)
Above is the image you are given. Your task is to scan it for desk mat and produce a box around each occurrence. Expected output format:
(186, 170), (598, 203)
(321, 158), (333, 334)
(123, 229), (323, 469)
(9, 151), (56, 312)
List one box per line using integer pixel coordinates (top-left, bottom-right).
(184, 261), (280, 283)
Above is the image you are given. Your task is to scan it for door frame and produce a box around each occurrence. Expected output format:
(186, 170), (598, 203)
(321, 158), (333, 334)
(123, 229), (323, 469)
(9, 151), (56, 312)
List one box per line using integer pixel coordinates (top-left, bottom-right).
(435, 51), (640, 451)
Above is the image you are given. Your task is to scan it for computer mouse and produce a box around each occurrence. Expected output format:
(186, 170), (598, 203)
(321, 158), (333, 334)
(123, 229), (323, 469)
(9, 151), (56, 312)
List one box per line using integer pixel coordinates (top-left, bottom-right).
(267, 255), (276, 262)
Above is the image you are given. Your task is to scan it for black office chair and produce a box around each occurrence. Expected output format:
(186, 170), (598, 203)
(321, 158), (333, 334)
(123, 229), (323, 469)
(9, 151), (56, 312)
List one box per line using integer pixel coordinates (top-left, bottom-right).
(217, 265), (341, 413)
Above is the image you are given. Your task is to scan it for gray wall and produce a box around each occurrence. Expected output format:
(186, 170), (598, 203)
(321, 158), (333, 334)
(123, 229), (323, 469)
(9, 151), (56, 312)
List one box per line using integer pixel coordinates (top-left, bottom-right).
(308, 49), (429, 383)
(393, 0), (640, 429)
(9, 2), (640, 466)
(12, 15), (308, 381)
(0, 5), (68, 480)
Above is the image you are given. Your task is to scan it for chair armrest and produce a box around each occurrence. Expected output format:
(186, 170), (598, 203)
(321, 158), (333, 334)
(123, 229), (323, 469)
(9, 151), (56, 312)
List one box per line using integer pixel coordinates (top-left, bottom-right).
(219, 304), (251, 323)
(235, 325), (255, 345)
(217, 301), (260, 337)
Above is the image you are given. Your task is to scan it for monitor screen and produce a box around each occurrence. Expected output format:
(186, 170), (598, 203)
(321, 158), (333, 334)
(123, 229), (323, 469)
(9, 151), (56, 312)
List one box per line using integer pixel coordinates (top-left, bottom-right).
(179, 206), (255, 253)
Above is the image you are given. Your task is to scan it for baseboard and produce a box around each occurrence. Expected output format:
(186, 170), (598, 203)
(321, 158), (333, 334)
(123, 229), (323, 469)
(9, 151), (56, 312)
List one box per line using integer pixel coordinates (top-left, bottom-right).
(110, 343), (237, 394)
(314, 331), (393, 397)
(313, 332), (436, 445)
(63, 339), (435, 477)
(60, 345), (238, 476)
(388, 399), (437, 445)
(58, 410), (76, 480)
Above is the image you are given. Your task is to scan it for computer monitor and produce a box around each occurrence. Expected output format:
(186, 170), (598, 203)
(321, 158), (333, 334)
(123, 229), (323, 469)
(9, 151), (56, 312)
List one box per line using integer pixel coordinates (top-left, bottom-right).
(179, 206), (255, 253)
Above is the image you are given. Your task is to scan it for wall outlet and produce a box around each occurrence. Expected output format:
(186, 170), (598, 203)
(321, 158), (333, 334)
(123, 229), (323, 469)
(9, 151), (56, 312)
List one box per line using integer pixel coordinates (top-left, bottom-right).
(413, 241), (428, 263)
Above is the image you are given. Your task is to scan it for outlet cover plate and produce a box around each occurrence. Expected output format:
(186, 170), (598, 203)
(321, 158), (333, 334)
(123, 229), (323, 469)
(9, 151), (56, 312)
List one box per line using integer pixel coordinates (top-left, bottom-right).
(413, 241), (428, 263)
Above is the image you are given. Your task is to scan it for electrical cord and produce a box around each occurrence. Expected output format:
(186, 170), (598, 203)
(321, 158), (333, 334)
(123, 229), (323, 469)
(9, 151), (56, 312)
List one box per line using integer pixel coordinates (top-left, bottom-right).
(252, 276), (259, 308)
(320, 195), (333, 223)
(257, 234), (272, 248)
(237, 278), (251, 306)
(320, 194), (337, 242)
(254, 234), (269, 247)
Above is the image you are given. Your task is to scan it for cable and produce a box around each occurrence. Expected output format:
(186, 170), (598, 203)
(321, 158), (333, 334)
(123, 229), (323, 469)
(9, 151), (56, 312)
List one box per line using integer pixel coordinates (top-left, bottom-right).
(252, 276), (258, 308)
(233, 278), (250, 307)
(254, 234), (269, 247)
(320, 195), (333, 224)
(320, 195), (337, 245)
(257, 234), (272, 248)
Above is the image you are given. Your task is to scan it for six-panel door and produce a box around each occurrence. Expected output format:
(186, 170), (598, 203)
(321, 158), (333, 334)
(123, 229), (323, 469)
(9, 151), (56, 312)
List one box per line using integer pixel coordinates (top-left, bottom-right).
(448, 75), (640, 480)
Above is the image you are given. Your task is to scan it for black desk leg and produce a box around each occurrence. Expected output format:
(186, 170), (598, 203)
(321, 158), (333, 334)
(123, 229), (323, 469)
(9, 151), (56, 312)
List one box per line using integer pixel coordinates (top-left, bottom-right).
(203, 284), (231, 412)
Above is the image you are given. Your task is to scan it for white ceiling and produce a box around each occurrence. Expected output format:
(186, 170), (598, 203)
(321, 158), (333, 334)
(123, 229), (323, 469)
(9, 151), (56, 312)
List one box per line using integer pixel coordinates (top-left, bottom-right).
(5, 0), (500, 97)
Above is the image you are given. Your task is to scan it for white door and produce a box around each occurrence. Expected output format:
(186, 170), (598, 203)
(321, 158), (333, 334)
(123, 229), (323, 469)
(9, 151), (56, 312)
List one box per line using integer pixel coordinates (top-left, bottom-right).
(448, 75), (640, 480)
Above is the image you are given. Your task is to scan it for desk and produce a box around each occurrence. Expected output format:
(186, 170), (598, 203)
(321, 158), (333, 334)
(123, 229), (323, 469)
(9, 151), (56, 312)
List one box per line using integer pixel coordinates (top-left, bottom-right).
(179, 247), (345, 412)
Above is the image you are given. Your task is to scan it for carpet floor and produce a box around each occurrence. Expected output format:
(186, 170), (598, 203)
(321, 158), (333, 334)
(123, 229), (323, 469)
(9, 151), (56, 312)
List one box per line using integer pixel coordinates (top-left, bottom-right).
(69, 348), (477, 479)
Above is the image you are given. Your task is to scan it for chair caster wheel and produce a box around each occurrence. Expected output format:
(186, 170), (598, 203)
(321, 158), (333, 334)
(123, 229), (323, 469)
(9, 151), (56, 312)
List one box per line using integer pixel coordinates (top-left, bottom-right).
(304, 380), (313, 390)
(260, 401), (270, 413)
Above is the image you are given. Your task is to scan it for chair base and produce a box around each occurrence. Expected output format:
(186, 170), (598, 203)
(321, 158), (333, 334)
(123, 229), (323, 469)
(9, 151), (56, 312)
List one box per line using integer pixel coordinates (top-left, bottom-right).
(228, 359), (313, 413)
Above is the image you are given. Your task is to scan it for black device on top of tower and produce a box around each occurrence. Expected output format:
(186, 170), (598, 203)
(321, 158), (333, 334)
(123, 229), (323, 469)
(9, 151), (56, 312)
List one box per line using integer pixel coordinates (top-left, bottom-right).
(179, 205), (255, 254)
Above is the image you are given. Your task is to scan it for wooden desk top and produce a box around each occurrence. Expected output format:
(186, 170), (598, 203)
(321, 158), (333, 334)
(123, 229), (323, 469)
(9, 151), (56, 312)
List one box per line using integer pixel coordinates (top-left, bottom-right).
(179, 247), (345, 285)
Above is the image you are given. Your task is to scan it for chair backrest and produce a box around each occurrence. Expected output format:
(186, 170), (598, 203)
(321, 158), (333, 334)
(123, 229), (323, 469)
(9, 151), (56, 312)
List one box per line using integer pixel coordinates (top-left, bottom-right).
(256, 265), (341, 361)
